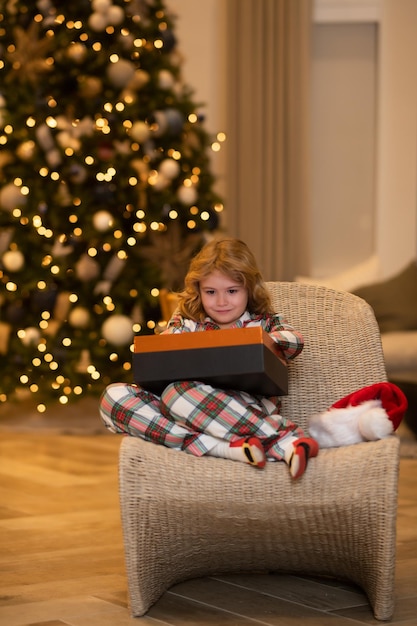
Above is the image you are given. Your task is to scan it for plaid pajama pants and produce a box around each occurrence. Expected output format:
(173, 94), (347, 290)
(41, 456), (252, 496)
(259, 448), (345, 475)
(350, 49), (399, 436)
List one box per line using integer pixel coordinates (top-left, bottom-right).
(99, 380), (307, 461)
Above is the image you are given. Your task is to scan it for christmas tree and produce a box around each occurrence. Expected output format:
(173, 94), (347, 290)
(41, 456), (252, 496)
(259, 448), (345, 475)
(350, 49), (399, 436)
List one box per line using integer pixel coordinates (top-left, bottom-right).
(0, 0), (224, 412)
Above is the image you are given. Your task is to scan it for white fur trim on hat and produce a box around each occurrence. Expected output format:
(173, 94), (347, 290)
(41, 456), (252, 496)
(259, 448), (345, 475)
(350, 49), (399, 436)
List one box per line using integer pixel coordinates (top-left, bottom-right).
(308, 399), (393, 448)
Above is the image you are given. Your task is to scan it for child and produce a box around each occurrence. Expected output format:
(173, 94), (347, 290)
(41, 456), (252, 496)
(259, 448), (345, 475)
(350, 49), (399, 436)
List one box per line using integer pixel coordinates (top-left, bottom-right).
(99, 237), (319, 478)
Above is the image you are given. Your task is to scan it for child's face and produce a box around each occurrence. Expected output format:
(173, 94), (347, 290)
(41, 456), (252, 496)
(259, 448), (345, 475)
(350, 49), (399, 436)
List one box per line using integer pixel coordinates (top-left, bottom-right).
(199, 270), (248, 328)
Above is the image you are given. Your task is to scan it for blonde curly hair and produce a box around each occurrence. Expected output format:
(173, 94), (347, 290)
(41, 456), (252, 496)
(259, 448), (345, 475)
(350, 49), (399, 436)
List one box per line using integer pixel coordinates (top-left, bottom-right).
(177, 238), (272, 321)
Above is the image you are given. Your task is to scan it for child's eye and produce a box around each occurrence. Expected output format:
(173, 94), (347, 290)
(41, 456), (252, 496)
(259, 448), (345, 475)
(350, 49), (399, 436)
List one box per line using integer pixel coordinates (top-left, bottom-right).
(228, 289), (238, 294)
(204, 289), (215, 295)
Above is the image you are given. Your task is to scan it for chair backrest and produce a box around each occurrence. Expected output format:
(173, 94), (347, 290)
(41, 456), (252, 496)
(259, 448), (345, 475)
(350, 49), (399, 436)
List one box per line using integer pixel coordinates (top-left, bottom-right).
(267, 281), (387, 431)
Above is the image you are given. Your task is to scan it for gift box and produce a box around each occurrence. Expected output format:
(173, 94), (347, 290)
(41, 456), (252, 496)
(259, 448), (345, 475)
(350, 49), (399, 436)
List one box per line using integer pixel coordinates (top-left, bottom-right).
(132, 326), (288, 396)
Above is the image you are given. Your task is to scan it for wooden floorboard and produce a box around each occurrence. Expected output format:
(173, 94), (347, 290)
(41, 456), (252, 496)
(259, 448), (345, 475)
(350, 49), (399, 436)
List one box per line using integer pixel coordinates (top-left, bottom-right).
(1, 421), (417, 625)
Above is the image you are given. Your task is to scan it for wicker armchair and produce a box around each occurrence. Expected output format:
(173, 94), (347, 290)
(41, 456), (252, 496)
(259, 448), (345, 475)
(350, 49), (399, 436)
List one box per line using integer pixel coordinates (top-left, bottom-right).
(118, 282), (400, 620)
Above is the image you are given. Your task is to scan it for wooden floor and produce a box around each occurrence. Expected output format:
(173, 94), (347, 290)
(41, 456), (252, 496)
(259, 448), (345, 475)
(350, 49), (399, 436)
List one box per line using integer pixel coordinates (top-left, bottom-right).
(1, 418), (417, 625)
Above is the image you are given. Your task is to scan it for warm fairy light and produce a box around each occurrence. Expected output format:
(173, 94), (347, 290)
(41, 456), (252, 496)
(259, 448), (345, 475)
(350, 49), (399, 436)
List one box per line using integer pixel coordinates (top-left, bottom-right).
(187, 220), (196, 229)
(6, 282), (17, 291)
(74, 386), (83, 395)
(151, 288), (159, 297)
(136, 210), (145, 218)
(214, 203), (224, 212)
(201, 212), (210, 221)
(37, 404), (46, 413)
(62, 337), (71, 346)
(59, 396), (69, 404)
(211, 142), (221, 152)
(127, 237), (136, 246)
(26, 117), (36, 127)
(46, 116), (57, 129)
(69, 294), (78, 303)
(133, 323), (141, 333)
(154, 39), (163, 49)
(188, 113), (197, 123)
(217, 132), (227, 142)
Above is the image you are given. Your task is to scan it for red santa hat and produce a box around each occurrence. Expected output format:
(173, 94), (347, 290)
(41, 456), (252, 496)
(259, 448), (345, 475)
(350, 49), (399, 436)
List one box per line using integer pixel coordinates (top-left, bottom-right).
(331, 382), (407, 431)
(309, 382), (407, 448)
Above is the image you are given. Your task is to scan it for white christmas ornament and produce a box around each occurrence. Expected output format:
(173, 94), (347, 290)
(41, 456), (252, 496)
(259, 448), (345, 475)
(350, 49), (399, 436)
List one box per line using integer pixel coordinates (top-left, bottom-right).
(88, 11), (108, 31)
(128, 69), (150, 91)
(0, 183), (27, 212)
(158, 69), (175, 90)
(67, 42), (87, 63)
(16, 140), (36, 161)
(102, 314), (133, 346)
(107, 4), (124, 25)
(75, 254), (101, 281)
(92, 0), (111, 11)
(130, 121), (150, 143)
(20, 327), (41, 347)
(177, 184), (198, 206)
(2, 249), (25, 272)
(151, 172), (169, 191)
(68, 306), (90, 329)
(159, 158), (180, 179)
(107, 59), (136, 88)
(93, 210), (114, 232)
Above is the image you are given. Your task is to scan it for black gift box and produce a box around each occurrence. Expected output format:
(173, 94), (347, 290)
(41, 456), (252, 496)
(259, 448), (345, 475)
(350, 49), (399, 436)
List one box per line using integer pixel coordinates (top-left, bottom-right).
(132, 327), (288, 396)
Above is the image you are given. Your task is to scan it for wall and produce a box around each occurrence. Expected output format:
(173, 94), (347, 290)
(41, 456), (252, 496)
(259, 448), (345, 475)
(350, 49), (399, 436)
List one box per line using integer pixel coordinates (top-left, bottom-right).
(312, 0), (417, 280)
(168, 0), (417, 281)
